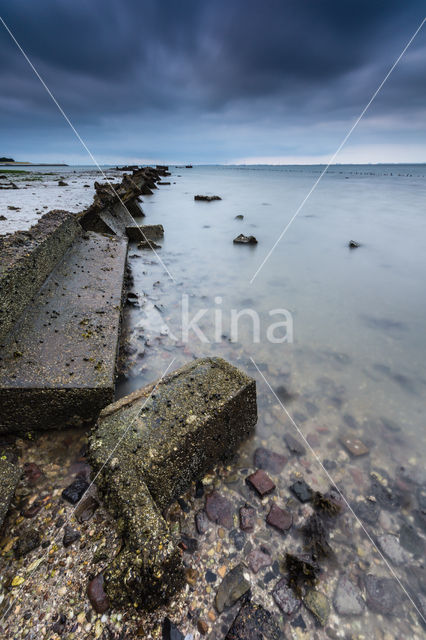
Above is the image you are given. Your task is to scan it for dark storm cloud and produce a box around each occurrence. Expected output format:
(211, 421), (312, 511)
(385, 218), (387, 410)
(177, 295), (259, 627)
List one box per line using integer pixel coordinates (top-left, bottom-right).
(0, 0), (424, 161)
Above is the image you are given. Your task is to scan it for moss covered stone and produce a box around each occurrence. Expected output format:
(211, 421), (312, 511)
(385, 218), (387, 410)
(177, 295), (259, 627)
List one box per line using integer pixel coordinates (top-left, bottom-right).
(89, 357), (257, 609)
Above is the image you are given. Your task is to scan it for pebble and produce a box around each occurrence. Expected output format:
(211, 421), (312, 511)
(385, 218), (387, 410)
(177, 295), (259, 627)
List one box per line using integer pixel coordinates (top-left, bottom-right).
(14, 528), (41, 558)
(87, 574), (110, 613)
(246, 470), (276, 498)
(195, 509), (210, 534)
(289, 479), (313, 503)
(354, 498), (380, 525)
(162, 617), (184, 640)
(205, 491), (234, 529)
(62, 476), (89, 505)
(399, 522), (424, 555)
(377, 534), (409, 565)
(272, 578), (301, 617)
(284, 433), (306, 456)
(229, 529), (246, 551)
(266, 503), (292, 532)
(215, 564), (251, 613)
(253, 447), (287, 474)
(340, 436), (369, 457)
(63, 525), (81, 548)
(247, 547), (272, 573)
(75, 496), (99, 522)
(239, 504), (256, 532)
(304, 589), (330, 626)
(333, 575), (365, 616)
(364, 574), (400, 614)
(197, 619), (208, 635)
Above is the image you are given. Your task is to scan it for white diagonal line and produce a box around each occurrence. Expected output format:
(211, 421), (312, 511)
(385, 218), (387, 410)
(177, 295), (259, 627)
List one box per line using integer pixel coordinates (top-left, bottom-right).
(250, 356), (425, 624)
(0, 16), (175, 283)
(250, 16), (426, 284)
(0, 357), (176, 625)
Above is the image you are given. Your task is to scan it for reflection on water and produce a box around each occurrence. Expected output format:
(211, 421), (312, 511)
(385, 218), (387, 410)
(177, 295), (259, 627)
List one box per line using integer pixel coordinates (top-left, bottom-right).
(118, 164), (426, 637)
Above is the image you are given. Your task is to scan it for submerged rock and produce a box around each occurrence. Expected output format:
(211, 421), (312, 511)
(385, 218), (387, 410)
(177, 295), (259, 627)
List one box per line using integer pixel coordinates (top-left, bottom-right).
(289, 479), (313, 503)
(225, 600), (281, 640)
(333, 575), (365, 616)
(61, 476), (89, 505)
(348, 240), (361, 248)
(247, 547), (272, 573)
(87, 573), (110, 613)
(284, 433), (306, 456)
(14, 527), (41, 558)
(239, 504), (256, 532)
(162, 618), (184, 640)
(246, 469), (275, 498)
(266, 503), (292, 533)
(215, 564), (251, 613)
(304, 589), (330, 626)
(89, 357), (257, 610)
(377, 533), (410, 565)
(63, 525), (81, 548)
(273, 578), (301, 617)
(233, 234), (258, 244)
(205, 491), (234, 529)
(364, 574), (400, 615)
(253, 447), (287, 474)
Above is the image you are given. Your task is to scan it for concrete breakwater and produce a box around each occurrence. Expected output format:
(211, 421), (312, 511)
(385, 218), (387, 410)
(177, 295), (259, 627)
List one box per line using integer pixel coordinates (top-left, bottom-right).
(0, 165), (168, 436)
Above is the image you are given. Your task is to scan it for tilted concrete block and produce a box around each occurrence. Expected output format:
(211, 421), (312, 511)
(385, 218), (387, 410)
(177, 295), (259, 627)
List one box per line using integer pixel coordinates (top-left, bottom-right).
(89, 357), (257, 609)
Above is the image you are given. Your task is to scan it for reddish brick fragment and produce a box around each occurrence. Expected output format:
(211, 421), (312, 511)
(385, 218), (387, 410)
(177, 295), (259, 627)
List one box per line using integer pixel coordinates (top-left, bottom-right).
(266, 503), (292, 532)
(246, 470), (276, 498)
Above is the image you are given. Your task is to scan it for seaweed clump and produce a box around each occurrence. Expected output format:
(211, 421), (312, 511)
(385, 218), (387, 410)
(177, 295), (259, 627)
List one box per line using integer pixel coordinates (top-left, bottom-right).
(285, 553), (320, 597)
(312, 490), (342, 517)
(302, 513), (333, 560)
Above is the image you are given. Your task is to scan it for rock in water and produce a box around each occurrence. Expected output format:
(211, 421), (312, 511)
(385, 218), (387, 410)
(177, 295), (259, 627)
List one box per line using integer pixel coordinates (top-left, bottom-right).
(215, 564), (251, 613)
(246, 470), (276, 497)
(304, 589), (330, 626)
(61, 476), (89, 505)
(364, 574), (400, 615)
(273, 578), (301, 617)
(205, 491), (234, 529)
(333, 575), (365, 616)
(63, 525), (81, 548)
(89, 357), (257, 610)
(348, 240), (361, 248)
(87, 573), (110, 613)
(225, 600), (281, 640)
(253, 447), (287, 474)
(162, 618), (184, 640)
(233, 234), (258, 244)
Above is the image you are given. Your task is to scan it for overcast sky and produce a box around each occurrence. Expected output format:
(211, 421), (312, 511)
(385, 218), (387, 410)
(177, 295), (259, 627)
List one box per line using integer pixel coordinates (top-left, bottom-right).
(0, 1), (425, 164)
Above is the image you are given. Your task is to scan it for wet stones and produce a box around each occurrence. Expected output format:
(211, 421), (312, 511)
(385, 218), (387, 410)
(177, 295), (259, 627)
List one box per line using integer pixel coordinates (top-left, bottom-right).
(215, 564), (251, 613)
(247, 547), (272, 573)
(377, 533), (410, 565)
(0, 457), (20, 530)
(304, 589), (330, 626)
(289, 479), (313, 503)
(13, 527), (41, 558)
(239, 504), (256, 532)
(61, 476), (89, 505)
(340, 435), (369, 457)
(333, 575), (365, 616)
(246, 470), (275, 498)
(364, 574), (400, 615)
(205, 491), (234, 529)
(87, 573), (110, 613)
(162, 618), (184, 640)
(89, 357), (257, 610)
(233, 234), (258, 244)
(63, 525), (81, 548)
(225, 600), (281, 640)
(195, 509), (210, 535)
(284, 433), (306, 456)
(253, 447), (287, 474)
(273, 578), (301, 617)
(353, 498), (380, 525)
(266, 503), (292, 533)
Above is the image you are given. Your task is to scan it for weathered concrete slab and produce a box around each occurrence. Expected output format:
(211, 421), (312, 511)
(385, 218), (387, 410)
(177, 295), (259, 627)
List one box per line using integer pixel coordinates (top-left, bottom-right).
(0, 457), (20, 530)
(89, 357), (257, 609)
(0, 231), (128, 433)
(0, 210), (81, 342)
(125, 223), (164, 242)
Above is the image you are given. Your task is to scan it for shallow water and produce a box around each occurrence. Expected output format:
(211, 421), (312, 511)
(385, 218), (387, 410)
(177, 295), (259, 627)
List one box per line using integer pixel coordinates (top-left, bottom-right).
(117, 164), (426, 636)
(1, 164), (426, 638)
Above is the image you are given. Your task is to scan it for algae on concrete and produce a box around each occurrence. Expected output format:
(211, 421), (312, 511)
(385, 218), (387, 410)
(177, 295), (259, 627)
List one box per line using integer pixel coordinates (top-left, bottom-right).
(89, 357), (257, 610)
(0, 457), (20, 530)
